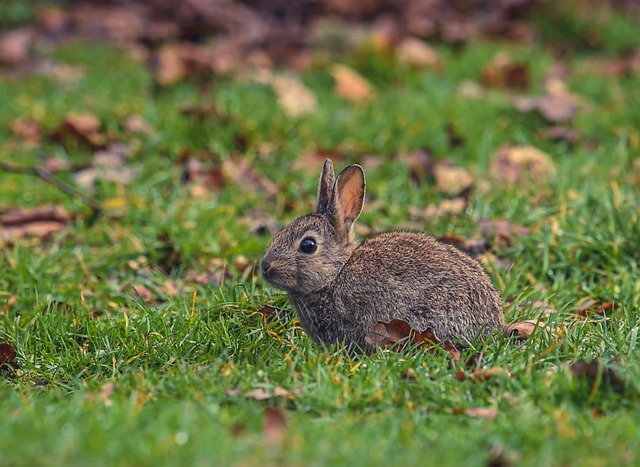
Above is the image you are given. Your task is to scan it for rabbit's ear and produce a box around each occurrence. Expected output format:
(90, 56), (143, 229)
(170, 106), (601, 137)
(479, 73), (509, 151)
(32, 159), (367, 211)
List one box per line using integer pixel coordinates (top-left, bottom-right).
(334, 164), (365, 235)
(316, 159), (336, 215)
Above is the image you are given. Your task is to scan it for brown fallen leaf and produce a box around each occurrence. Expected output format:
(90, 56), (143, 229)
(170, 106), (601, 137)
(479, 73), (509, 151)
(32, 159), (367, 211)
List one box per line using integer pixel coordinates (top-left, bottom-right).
(181, 158), (226, 196)
(0, 27), (34, 64)
(404, 148), (433, 185)
(366, 319), (460, 360)
(433, 159), (473, 196)
(152, 43), (187, 86)
(478, 218), (530, 247)
(490, 145), (556, 185)
(240, 386), (296, 401)
(75, 143), (140, 191)
(576, 299), (618, 318)
(437, 235), (489, 258)
(9, 119), (41, 146)
(54, 112), (106, 148)
(0, 206), (72, 241)
(424, 197), (467, 218)
(331, 64), (376, 102)
(514, 80), (580, 124)
(455, 407), (499, 420)
(542, 126), (581, 144)
(470, 367), (511, 382)
(124, 115), (153, 134)
(85, 381), (115, 406)
(570, 359), (625, 392)
(395, 37), (441, 69)
(504, 319), (546, 341)
(263, 407), (287, 445)
(0, 342), (18, 370)
(270, 75), (317, 118)
(222, 157), (278, 198)
(481, 53), (529, 90)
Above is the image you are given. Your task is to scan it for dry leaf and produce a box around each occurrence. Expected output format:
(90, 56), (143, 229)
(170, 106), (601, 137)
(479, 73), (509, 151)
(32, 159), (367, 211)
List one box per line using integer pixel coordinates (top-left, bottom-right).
(222, 157), (278, 197)
(424, 197), (467, 217)
(481, 53), (529, 90)
(0, 206), (72, 241)
(456, 407), (499, 420)
(456, 80), (487, 100)
(9, 119), (41, 146)
(490, 145), (555, 185)
(570, 359), (625, 391)
(75, 143), (140, 191)
(85, 381), (115, 406)
(404, 148), (433, 185)
(437, 236), (489, 257)
(0, 342), (18, 369)
(365, 319), (460, 360)
(124, 115), (153, 134)
(478, 218), (530, 247)
(504, 319), (546, 340)
(514, 80), (580, 123)
(433, 159), (473, 196)
(57, 112), (106, 147)
(576, 299), (618, 317)
(270, 75), (317, 118)
(153, 43), (187, 86)
(263, 407), (287, 445)
(395, 37), (441, 69)
(331, 64), (376, 102)
(0, 27), (34, 64)
(242, 386), (296, 401)
(543, 126), (581, 144)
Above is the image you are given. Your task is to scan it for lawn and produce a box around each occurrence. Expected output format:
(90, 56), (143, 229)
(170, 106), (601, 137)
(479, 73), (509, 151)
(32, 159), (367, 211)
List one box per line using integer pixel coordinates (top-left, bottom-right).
(1, 3), (639, 466)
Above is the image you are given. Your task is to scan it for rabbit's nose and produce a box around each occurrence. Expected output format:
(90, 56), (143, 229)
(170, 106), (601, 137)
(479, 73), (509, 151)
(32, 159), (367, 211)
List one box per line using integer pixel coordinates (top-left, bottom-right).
(261, 258), (271, 275)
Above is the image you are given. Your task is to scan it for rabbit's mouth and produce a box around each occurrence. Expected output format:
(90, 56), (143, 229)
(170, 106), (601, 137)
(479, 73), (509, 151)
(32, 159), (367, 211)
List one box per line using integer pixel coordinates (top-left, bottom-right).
(261, 258), (293, 291)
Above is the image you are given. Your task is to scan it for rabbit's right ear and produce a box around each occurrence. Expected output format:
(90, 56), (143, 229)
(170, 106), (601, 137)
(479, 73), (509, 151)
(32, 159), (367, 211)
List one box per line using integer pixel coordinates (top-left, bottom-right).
(334, 164), (365, 237)
(316, 159), (336, 215)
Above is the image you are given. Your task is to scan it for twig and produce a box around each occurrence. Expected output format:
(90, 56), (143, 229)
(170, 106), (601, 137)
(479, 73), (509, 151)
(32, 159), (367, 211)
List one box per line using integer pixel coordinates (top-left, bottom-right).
(0, 160), (103, 212)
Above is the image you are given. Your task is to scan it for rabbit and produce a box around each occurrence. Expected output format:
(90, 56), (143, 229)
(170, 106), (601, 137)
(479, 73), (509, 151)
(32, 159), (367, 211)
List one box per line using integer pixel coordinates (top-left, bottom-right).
(261, 159), (504, 353)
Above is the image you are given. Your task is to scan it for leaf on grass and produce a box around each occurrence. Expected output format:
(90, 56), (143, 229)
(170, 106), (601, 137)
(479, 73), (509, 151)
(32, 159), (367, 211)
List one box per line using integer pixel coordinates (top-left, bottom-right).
(481, 53), (529, 90)
(56, 112), (106, 148)
(0, 206), (72, 241)
(270, 75), (317, 118)
(75, 143), (140, 191)
(263, 407), (287, 445)
(514, 80), (580, 123)
(222, 157), (278, 198)
(85, 381), (115, 406)
(0, 27), (34, 64)
(9, 119), (41, 146)
(576, 299), (618, 317)
(181, 158), (226, 196)
(0, 342), (18, 370)
(424, 198), (467, 218)
(404, 148), (433, 185)
(365, 319), (460, 360)
(478, 218), (530, 247)
(490, 145), (555, 185)
(470, 367), (511, 382)
(228, 386), (296, 401)
(331, 64), (376, 102)
(437, 235), (489, 257)
(433, 159), (473, 196)
(504, 319), (546, 341)
(570, 359), (625, 392)
(124, 115), (153, 135)
(395, 37), (441, 69)
(455, 407), (498, 420)
(542, 126), (581, 144)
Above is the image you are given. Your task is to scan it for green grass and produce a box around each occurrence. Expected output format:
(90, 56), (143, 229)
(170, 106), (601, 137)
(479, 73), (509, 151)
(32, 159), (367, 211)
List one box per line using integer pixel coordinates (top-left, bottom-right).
(2, 5), (640, 465)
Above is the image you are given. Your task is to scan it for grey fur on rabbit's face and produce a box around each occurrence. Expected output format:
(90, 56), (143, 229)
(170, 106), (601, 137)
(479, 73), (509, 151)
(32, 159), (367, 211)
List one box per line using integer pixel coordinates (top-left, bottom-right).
(261, 159), (504, 353)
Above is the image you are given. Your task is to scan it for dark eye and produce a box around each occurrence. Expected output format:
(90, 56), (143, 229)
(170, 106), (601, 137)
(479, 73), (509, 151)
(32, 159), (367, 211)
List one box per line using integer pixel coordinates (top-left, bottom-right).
(299, 237), (318, 254)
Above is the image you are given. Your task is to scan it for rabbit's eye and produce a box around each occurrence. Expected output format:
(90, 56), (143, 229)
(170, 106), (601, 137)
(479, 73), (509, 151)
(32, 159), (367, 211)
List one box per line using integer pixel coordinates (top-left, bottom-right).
(299, 237), (318, 254)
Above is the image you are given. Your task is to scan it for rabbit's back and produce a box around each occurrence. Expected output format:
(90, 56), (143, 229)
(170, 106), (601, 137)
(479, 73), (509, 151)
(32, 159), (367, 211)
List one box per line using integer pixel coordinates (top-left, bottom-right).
(334, 231), (503, 347)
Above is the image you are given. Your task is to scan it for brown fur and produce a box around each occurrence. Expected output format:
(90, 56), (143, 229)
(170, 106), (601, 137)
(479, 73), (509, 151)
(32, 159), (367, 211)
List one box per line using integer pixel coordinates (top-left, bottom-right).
(261, 159), (504, 353)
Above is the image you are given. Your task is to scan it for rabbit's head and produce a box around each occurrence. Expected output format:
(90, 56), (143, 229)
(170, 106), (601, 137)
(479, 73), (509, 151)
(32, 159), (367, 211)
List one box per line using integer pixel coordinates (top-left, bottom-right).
(261, 159), (365, 294)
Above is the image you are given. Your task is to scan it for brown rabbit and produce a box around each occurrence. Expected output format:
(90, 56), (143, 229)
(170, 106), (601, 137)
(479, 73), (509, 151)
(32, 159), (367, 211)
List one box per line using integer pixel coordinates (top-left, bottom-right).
(261, 159), (504, 353)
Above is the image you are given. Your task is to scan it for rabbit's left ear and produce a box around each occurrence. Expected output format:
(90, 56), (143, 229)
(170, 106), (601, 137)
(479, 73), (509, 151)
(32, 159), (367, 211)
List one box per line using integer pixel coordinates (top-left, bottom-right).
(334, 164), (365, 237)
